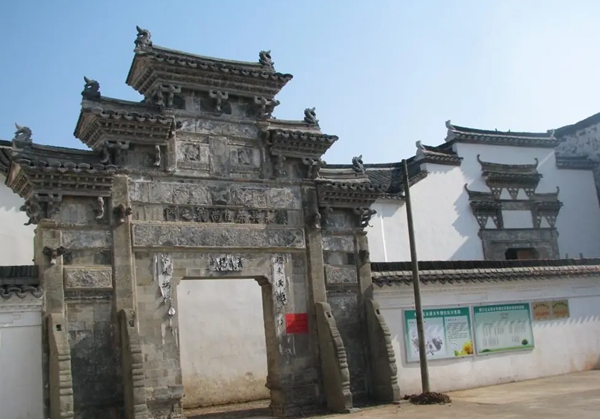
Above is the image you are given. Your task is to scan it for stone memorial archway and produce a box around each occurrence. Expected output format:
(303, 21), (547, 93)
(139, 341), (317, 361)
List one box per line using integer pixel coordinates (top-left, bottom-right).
(5, 28), (399, 418)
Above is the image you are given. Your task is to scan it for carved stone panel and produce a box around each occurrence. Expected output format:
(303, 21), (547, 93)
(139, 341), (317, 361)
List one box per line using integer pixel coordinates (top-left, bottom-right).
(64, 267), (113, 290)
(132, 224), (305, 249)
(480, 228), (559, 260)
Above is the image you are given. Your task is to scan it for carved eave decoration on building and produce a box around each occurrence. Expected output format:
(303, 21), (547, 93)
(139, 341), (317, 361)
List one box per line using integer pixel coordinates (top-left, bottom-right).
(477, 155), (542, 198)
(464, 184), (503, 228)
(445, 120), (560, 148)
(260, 116), (338, 177)
(0, 139), (12, 175)
(532, 190), (563, 228)
(74, 96), (173, 150)
(0, 265), (42, 300)
(315, 165), (385, 229)
(555, 155), (597, 170)
(415, 141), (462, 166)
(126, 27), (293, 99)
(6, 136), (118, 221)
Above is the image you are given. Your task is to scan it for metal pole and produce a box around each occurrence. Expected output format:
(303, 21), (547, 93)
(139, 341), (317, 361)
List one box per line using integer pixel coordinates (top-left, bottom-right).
(402, 159), (430, 393)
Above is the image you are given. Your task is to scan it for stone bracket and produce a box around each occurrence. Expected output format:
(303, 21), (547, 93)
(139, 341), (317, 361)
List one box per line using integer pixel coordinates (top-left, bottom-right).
(365, 299), (400, 402)
(315, 302), (352, 413)
(48, 313), (74, 419)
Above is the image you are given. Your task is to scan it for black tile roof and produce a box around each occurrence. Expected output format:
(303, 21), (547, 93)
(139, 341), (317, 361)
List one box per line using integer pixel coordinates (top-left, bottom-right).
(371, 258), (600, 285)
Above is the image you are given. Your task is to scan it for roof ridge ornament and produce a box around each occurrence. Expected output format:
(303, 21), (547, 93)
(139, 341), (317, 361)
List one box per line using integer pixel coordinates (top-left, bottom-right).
(258, 50), (274, 71)
(352, 155), (365, 175)
(135, 26), (152, 48)
(82, 76), (101, 100)
(303, 107), (319, 127)
(13, 123), (32, 143)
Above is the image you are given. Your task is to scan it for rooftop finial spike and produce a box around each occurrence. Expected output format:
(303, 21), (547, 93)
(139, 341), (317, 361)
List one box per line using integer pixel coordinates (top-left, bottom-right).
(13, 123), (32, 143)
(135, 26), (152, 48)
(259, 50), (274, 70)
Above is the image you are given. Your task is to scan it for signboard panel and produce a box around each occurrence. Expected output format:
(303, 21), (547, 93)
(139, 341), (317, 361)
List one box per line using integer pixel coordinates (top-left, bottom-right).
(404, 307), (473, 362)
(285, 313), (309, 334)
(474, 303), (534, 354)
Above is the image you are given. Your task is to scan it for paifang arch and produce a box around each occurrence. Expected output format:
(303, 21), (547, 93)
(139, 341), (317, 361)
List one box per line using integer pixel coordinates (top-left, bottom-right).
(6, 28), (399, 418)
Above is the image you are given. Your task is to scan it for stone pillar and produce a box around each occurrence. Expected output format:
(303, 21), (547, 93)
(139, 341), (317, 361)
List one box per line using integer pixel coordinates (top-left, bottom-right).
(112, 175), (137, 314)
(36, 225), (75, 419)
(111, 176), (152, 418)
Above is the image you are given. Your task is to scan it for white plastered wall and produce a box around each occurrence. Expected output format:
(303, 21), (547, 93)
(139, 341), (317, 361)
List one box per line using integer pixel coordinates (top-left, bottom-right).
(0, 175), (34, 265)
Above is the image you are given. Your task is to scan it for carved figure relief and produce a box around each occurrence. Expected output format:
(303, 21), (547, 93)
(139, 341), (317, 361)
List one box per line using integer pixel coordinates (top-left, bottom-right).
(95, 197), (105, 220)
(354, 207), (377, 229)
(208, 255), (244, 272)
(114, 204), (132, 224)
(13, 123), (32, 143)
(43, 246), (67, 266)
(154, 145), (161, 167)
(210, 186), (231, 205)
(302, 157), (324, 179)
(258, 50), (275, 70)
(352, 155), (365, 175)
(82, 76), (100, 99)
(134, 25), (152, 48)
(155, 254), (176, 317)
(209, 90), (229, 113)
(303, 107), (319, 126)
(20, 197), (43, 225)
(253, 96), (280, 119)
(273, 154), (287, 177)
(237, 148), (253, 166)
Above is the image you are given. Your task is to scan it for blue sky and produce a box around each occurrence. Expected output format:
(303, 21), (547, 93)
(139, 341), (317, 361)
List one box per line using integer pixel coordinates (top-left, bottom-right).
(1, 0), (599, 164)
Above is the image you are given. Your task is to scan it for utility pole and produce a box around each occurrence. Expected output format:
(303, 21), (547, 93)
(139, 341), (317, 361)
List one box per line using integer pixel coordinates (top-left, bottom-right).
(402, 159), (430, 393)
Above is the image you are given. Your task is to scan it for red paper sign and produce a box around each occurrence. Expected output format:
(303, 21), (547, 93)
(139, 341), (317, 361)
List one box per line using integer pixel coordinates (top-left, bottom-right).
(286, 313), (309, 334)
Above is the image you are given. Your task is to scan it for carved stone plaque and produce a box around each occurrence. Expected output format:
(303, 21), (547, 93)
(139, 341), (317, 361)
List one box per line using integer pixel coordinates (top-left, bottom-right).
(208, 254), (243, 272)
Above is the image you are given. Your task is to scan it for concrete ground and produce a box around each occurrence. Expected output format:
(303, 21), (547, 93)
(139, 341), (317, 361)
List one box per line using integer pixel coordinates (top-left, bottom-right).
(185, 370), (600, 418)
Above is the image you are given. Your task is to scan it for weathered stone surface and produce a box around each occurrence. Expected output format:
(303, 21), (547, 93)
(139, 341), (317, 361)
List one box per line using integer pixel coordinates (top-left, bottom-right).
(62, 230), (111, 249)
(64, 267), (112, 289)
(132, 224), (305, 249)
(322, 236), (355, 252)
(325, 266), (357, 285)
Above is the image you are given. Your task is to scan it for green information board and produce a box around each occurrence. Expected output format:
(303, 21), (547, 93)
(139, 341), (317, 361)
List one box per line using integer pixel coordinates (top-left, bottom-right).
(473, 303), (534, 354)
(404, 307), (473, 362)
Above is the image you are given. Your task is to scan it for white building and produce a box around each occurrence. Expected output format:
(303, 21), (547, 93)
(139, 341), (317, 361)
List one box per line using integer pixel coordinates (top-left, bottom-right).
(366, 120), (600, 262)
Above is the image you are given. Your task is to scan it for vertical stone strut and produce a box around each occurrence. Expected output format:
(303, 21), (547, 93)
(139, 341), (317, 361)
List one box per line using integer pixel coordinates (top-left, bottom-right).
(120, 309), (151, 419)
(48, 313), (75, 419)
(112, 175), (151, 416)
(315, 302), (352, 412)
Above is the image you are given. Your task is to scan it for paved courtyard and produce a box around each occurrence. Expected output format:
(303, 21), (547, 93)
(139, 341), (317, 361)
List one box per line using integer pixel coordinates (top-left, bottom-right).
(185, 370), (600, 418)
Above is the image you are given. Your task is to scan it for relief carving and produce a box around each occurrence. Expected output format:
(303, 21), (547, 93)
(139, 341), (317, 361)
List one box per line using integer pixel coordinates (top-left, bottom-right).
(354, 207), (377, 229)
(162, 205), (288, 225)
(43, 246), (67, 266)
(114, 204), (133, 224)
(20, 197), (43, 225)
(95, 197), (105, 220)
(253, 96), (280, 119)
(208, 255), (244, 272)
(273, 154), (287, 177)
(209, 90), (229, 113)
(155, 254), (176, 317)
(82, 76), (101, 100)
(154, 145), (161, 167)
(237, 148), (253, 166)
(13, 123), (32, 143)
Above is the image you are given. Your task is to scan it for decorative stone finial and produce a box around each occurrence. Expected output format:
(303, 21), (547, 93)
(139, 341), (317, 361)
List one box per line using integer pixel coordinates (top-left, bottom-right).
(135, 26), (152, 48)
(352, 155), (365, 175)
(259, 50), (274, 70)
(13, 123), (32, 142)
(303, 107), (319, 126)
(445, 120), (454, 130)
(82, 76), (100, 99)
